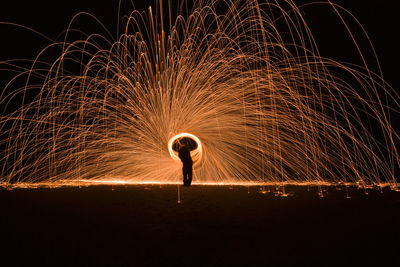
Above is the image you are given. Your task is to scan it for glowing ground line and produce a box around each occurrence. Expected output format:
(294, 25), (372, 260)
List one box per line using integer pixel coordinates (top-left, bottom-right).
(168, 133), (203, 165)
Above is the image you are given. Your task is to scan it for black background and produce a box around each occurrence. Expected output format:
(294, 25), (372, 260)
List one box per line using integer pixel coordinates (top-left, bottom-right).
(0, 1), (398, 159)
(1, 185), (400, 266)
(0, 1), (399, 153)
(1, 0), (398, 147)
(0, 0), (398, 89)
(0, 0), (398, 178)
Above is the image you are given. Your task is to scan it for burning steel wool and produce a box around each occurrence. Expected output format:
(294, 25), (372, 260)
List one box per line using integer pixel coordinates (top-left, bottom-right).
(0, 0), (399, 186)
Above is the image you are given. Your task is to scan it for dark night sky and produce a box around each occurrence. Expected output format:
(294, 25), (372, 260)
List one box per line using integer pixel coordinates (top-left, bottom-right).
(0, 0), (398, 86)
(0, 0), (399, 116)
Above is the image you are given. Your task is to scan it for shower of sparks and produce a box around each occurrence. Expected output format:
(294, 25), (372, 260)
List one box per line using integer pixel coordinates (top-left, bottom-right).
(0, 0), (399, 187)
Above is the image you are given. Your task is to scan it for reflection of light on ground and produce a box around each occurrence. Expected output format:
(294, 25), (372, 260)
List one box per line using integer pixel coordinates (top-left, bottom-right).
(1, 179), (398, 191)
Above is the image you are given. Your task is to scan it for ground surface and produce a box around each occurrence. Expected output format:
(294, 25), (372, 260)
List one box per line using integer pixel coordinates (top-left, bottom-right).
(1, 184), (399, 266)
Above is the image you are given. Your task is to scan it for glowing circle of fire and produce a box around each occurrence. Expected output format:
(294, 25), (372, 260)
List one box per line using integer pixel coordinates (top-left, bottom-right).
(168, 133), (203, 165)
(0, 0), (399, 186)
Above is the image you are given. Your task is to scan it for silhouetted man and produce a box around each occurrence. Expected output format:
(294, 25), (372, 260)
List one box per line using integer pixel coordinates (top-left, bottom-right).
(178, 145), (193, 186)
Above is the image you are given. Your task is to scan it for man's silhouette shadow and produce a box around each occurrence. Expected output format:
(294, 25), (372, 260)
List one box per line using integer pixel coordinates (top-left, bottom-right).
(178, 145), (193, 186)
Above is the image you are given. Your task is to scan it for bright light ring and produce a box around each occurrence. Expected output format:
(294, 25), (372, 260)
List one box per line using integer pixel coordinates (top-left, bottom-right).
(168, 133), (203, 165)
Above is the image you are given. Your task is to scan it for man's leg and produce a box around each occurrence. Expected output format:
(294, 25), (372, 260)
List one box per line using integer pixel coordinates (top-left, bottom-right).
(183, 166), (188, 186)
(187, 165), (193, 186)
